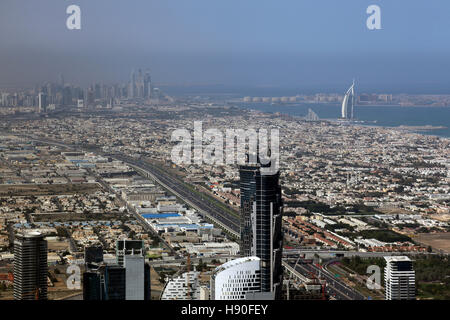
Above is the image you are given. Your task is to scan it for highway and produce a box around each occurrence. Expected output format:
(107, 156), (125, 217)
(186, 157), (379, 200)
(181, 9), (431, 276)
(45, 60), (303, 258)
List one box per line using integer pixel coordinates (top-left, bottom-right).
(13, 133), (425, 301)
(284, 258), (366, 300)
(17, 134), (241, 238)
(307, 261), (366, 300)
(283, 248), (436, 258)
(110, 154), (241, 237)
(93, 170), (179, 257)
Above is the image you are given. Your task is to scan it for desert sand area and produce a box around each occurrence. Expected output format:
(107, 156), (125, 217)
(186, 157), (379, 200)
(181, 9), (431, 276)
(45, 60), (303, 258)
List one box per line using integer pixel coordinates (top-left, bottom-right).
(415, 233), (450, 253)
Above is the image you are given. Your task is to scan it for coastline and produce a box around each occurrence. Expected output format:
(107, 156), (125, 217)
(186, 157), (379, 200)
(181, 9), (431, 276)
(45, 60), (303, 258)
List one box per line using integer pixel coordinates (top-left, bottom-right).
(235, 103), (450, 139)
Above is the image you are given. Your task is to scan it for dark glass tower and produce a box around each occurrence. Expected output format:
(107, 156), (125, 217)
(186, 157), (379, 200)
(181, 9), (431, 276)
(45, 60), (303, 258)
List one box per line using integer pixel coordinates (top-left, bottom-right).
(103, 266), (126, 300)
(239, 161), (283, 299)
(13, 232), (48, 300)
(83, 272), (102, 300)
(144, 263), (151, 301)
(84, 265), (126, 300)
(116, 239), (144, 267)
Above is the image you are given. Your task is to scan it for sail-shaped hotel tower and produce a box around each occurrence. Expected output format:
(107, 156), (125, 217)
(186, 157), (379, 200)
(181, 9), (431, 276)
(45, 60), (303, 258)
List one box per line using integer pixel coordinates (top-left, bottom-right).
(341, 80), (355, 119)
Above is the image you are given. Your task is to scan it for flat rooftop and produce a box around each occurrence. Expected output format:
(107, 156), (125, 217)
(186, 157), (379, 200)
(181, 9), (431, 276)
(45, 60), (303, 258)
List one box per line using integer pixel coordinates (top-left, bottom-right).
(384, 256), (412, 262)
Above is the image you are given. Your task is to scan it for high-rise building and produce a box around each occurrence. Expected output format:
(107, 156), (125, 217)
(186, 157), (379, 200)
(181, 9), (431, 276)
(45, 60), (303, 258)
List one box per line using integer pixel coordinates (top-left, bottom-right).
(62, 86), (72, 106)
(384, 256), (416, 300)
(13, 231), (48, 300)
(144, 70), (152, 99)
(38, 92), (47, 113)
(84, 245), (103, 265)
(341, 80), (355, 119)
(102, 265), (126, 300)
(123, 255), (145, 300)
(239, 158), (283, 299)
(116, 239), (149, 300)
(77, 99), (84, 110)
(83, 265), (126, 300)
(128, 70), (136, 99)
(83, 241), (150, 301)
(211, 256), (261, 300)
(144, 263), (151, 300)
(83, 272), (102, 300)
(136, 69), (145, 98)
(86, 88), (94, 107)
(128, 68), (152, 99)
(116, 239), (145, 266)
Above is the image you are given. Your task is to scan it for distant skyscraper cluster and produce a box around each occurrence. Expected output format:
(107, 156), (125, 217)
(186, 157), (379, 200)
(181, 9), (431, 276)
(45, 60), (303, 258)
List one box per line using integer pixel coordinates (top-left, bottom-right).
(128, 69), (152, 99)
(305, 108), (320, 121)
(0, 69), (156, 111)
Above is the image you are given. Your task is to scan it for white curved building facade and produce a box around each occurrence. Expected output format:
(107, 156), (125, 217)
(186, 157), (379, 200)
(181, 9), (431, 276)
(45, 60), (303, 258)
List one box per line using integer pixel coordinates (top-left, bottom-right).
(341, 81), (355, 119)
(211, 256), (261, 300)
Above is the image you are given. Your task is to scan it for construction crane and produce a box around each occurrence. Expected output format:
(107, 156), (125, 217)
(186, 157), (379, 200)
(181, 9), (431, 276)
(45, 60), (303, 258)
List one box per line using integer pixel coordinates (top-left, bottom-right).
(308, 271), (327, 300)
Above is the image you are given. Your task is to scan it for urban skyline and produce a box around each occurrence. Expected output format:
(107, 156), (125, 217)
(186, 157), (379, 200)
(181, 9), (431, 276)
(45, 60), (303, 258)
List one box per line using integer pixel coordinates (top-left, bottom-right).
(1, 1), (450, 312)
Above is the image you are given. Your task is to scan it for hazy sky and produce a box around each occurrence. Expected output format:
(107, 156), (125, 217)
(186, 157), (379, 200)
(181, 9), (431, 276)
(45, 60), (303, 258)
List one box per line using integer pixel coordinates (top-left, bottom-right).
(1, 0), (450, 92)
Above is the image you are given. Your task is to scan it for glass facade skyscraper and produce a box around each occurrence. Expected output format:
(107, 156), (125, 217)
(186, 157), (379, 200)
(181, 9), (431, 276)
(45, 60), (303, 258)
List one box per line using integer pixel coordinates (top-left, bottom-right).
(239, 160), (283, 299)
(13, 231), (48, 300)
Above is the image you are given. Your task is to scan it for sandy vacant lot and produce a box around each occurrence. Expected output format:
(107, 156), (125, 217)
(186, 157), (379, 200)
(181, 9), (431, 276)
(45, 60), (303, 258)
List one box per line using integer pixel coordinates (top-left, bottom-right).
(0, 183), (101, 197)
(415, 233), (450, 253)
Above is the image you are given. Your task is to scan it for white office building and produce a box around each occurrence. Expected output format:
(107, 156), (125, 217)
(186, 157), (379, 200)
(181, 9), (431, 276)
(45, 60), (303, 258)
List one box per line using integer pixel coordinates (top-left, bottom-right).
(124, 255), (145, 300)
(211, 256), (261, 300)
(116, 240), (146, 300)
(38, 92), (47, 113)
(384, 256), (416, 300)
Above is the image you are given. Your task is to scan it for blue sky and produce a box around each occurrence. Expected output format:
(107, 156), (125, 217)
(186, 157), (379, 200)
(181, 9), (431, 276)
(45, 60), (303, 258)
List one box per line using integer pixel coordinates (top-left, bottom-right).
(1, 0), (450, 92)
